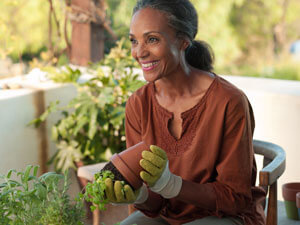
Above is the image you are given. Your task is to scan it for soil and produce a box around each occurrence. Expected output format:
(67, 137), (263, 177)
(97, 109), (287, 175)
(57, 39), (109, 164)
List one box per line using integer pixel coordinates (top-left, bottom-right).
(100, 161), (131, 187)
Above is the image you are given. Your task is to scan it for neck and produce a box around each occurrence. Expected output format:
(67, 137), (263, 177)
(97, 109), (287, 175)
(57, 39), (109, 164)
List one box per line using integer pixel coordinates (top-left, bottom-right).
(154, 65), (215, 101)
(155, 65), (196, 99)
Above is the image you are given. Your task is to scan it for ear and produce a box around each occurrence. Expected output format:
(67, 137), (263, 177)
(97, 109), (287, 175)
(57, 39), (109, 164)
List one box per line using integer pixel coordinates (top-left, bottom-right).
(180, 39), (190, 51)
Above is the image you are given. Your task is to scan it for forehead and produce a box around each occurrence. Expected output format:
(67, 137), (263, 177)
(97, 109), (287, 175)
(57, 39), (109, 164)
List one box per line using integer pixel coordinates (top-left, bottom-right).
(130, 7), (174, 36)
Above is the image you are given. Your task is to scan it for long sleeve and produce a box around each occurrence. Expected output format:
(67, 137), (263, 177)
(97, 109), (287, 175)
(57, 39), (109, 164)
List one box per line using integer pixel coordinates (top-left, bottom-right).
(125, 96), (142, 148)
(208, 93), (255, 216)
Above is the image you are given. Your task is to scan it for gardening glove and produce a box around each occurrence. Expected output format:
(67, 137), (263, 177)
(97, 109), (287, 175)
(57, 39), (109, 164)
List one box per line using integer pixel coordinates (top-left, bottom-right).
(140, 145), (182, 199)
(105, 178), (148, 204)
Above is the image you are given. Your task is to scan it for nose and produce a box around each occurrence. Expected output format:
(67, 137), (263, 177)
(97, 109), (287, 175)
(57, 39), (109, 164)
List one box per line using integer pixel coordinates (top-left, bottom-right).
(135, 43), (149, 59)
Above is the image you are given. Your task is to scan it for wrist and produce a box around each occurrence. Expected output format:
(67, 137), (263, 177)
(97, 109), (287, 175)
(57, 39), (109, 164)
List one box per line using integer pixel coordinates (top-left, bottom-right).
(134, 190), (164, 215)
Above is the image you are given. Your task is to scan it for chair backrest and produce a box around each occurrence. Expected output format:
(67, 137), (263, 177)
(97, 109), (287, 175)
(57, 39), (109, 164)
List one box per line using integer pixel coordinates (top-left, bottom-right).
(253, 139), (286, 225)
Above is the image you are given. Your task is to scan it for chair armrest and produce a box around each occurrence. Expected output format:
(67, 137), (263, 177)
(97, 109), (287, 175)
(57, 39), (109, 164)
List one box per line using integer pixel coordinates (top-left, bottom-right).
(253, 140), (286, 186)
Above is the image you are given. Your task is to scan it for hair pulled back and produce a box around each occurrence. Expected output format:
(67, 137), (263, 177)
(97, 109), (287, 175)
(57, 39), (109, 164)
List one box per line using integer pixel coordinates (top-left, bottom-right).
(133, 0), (214, 72)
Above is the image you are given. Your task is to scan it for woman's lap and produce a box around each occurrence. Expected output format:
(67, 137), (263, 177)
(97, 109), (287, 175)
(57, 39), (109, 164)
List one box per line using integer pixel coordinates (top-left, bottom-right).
(120, 211), (244, 225)
(183, 216), (244, 225)
(120, 211), (168, 225)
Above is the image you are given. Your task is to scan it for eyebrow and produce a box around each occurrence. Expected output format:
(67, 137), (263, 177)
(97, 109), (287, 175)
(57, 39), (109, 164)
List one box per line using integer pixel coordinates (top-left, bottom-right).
(129, 31), (163, 37)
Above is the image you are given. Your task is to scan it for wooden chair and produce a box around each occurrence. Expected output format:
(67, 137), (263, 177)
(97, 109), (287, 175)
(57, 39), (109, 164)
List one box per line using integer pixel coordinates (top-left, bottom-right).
(253, 139), (286, 225)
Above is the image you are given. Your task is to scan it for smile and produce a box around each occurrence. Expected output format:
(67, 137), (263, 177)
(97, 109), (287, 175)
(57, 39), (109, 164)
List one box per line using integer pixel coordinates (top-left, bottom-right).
(141, 61), (159, 71)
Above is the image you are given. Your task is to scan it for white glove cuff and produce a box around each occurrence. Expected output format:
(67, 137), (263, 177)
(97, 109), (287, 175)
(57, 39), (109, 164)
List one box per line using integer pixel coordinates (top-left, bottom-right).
(159, 174), (182, 199)
(134, 183), (149, 204)
(150, 161), (182, 199)
(150, 161), (171, 192)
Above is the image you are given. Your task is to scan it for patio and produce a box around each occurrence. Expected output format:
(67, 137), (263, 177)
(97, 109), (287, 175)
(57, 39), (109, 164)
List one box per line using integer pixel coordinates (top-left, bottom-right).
(1, 72), (300, 224)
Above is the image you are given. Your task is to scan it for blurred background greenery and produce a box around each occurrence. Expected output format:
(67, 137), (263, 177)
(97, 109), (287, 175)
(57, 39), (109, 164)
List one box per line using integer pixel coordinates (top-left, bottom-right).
(0, 0), (300, 80)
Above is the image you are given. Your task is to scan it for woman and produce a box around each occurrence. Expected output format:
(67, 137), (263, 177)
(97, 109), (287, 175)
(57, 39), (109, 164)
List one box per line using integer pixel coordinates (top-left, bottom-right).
(104, 0), (266, 224)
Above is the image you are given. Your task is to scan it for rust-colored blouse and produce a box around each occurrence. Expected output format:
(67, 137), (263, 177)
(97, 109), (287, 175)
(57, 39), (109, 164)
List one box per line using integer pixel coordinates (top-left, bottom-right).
(125, 75), (266, 225)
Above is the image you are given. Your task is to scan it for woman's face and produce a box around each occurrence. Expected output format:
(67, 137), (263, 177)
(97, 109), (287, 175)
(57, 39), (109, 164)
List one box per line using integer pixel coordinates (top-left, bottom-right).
(129, 8), (184, 82)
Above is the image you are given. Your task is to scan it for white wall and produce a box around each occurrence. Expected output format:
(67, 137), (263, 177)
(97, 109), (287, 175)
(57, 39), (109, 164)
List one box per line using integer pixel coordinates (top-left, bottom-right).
(0, 74), (299, 200)
(225, 75), (300, 200)
(0, 77), (80, 196)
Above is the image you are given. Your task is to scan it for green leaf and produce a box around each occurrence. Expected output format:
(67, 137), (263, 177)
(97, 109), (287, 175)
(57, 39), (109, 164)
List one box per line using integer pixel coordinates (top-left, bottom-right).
(39, 171), (60, 181)
(33, 166), (39, 177)
(55, 141), (83, 172)
(57, 121), (68, 138)
(23, 165), (33, 184)
(27, 101), (60, 127)
(6, 169), (16, 179)
(35, 183), (47, 200)
(74, 117), (88, 136)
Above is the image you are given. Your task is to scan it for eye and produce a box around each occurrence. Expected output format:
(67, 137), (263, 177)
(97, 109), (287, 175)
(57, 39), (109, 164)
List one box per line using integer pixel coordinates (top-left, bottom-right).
(148, 36), (159, 43)
(129, 38), (138, 45)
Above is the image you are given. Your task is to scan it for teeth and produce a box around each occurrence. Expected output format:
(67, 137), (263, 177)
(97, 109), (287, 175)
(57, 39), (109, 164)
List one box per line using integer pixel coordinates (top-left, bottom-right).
(142, 61), (158, 68)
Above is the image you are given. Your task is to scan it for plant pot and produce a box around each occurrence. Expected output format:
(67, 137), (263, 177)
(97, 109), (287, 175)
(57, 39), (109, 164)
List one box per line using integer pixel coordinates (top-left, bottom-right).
(282, 182), (300, 220)
(110, 141), (149, 190)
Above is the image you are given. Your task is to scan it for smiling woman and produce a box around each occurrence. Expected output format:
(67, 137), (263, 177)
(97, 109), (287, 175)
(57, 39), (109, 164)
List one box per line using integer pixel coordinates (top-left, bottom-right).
(129, 3), (213, 83)
(100, 1), (266, 225)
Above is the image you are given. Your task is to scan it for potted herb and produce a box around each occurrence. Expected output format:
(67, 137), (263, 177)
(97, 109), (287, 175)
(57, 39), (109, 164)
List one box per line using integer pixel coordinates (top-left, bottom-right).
(79, 170), (115, 211)
(0, 165), (85, 224)
(79, 141), (150, 212)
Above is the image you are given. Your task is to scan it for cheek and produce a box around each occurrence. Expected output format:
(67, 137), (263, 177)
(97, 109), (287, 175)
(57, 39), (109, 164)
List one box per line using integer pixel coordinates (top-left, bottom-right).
(131, 48), (137, 59)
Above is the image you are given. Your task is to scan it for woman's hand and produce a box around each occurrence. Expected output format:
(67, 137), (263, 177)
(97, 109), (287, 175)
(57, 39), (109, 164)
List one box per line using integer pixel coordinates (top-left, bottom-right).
(105, 178), (148, 204)
(140, 145), (182, 199)
(140, 145), (168, 186)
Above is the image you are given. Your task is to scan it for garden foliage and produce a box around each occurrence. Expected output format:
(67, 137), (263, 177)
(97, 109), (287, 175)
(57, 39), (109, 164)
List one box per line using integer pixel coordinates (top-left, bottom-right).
(0, 165), (84, 225)
(30, 39), (145, 172)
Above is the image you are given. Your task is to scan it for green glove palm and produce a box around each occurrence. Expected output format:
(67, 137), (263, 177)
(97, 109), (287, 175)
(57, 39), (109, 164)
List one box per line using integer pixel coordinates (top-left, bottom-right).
(105, 178), (139, 203)
(140, 145), (168, 187)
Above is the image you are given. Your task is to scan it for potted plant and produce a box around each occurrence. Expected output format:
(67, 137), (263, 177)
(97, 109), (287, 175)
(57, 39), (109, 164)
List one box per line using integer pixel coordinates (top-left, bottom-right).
(78, 141), (150, 212)
(29, 38), (145, 173)
(282, 182), (300, 220)
(0, 165), (85, 224)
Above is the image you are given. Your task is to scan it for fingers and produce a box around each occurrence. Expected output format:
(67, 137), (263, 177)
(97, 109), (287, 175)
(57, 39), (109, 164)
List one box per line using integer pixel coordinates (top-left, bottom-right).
(105, 178), (116, 202)
(105, 178), (136, 203)
(140, 170), (156, 187)
(124, 184), (136, 202)
(142, 151), (165, 168)
(140, 158), (162, 176)
(150, 145), (167, 160)
(114, 181), (125, 202)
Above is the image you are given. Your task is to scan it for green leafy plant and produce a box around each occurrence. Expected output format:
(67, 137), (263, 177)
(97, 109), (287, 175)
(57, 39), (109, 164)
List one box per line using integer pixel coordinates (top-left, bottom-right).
(29, 39), (145, 172)
(0, 165), (85, 225)
(78, 170), (115, 211)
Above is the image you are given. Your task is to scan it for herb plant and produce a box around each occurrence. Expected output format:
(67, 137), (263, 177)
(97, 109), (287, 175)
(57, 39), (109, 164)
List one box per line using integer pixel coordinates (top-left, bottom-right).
(79, 170), (115, 211)
(0, 165), (85, 225)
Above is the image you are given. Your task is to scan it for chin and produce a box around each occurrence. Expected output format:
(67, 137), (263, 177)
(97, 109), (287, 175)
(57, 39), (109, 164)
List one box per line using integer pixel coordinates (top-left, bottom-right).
(142, 72), (161, 82)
